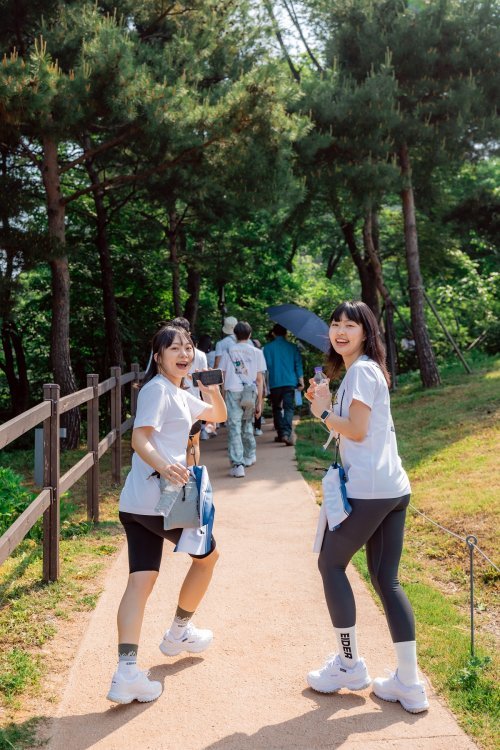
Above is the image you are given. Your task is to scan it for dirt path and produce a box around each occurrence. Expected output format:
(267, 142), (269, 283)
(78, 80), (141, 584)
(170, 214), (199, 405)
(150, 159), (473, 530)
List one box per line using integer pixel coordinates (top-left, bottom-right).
(42, 423), (477, 750)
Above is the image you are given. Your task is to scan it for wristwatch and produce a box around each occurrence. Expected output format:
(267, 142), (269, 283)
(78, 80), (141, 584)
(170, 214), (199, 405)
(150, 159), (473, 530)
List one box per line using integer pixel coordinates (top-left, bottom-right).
(320, 409), (333, 423)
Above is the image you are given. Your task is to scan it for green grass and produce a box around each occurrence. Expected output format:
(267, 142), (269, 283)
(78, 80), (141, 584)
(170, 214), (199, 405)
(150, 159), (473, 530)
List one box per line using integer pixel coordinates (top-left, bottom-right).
(0, 444), (126, 731)
(296, 354), (500, 750)
(0, 718), (45, 750)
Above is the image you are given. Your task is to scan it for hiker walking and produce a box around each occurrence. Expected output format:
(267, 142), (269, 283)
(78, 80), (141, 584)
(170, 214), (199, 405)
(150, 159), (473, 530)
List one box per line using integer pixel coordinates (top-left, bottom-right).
(263, 323), (304, 446)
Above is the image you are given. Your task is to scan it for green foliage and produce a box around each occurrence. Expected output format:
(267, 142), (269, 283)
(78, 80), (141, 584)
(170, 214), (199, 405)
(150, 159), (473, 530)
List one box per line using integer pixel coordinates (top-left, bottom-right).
(0, 649), (40, 702)
(0, 469), (36, 538)
(450, 655), (492, 694)
(0, 718), (42, 750)
(0, 0), (498, 415)
(0, 466), (95, 542)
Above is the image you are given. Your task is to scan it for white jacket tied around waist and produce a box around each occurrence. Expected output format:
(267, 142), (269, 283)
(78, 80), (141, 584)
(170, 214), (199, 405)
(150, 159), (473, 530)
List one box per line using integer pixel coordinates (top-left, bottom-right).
(313, 463), (352, 552)
(171, 464), (215, 556)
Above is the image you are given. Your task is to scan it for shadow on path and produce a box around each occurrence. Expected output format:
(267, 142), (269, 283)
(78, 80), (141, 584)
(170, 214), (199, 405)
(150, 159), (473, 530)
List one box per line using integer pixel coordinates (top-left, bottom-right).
(44, 658), (203, 750)
(201, 689), (428, 749)
(42, 687), (427, 750)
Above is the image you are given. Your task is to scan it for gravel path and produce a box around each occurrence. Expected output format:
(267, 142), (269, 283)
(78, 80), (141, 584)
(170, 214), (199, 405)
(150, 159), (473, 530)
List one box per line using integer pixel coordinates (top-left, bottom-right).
(44, 423), (477, 750)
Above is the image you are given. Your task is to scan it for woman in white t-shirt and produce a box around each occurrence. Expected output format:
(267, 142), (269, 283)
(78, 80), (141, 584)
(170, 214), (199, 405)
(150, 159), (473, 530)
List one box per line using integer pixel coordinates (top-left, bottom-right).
(107, 324), (227, 705)
(305, 301), (428, 714)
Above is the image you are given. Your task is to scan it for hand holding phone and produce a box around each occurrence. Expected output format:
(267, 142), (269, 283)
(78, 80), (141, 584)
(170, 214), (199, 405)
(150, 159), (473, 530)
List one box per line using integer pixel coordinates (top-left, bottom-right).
(191, 369), (224, 387)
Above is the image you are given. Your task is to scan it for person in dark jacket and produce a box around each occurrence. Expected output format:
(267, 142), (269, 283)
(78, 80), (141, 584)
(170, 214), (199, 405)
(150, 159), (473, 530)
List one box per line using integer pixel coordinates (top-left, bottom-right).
(263, 324), (304, 446)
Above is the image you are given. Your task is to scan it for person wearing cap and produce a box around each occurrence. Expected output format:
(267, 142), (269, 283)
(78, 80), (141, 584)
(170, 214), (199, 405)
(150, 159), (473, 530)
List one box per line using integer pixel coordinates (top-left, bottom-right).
(214, 316), (238, 368)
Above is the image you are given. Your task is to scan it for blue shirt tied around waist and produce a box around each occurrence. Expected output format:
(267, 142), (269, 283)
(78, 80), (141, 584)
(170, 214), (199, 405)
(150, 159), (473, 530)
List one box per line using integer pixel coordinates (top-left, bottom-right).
(263, 336), (303, 389)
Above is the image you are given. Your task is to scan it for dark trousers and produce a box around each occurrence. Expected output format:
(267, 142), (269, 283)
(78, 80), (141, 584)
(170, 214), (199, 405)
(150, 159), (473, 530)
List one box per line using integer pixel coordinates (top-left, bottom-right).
(270, 386), (295, 439)
(318, 495), (415, 643)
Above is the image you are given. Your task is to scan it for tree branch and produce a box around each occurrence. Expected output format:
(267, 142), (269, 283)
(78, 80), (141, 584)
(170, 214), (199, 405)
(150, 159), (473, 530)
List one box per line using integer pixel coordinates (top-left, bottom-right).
(61, 136), (222, 206)
(281, 0), (324, 74)
(263, 0), (301, 83)
(59, 126), (140, 175)
(1, 141), (43, 168)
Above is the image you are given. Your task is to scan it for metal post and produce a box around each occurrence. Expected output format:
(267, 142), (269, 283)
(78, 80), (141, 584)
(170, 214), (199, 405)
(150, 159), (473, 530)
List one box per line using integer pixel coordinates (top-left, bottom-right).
(131, 363), (140, 417)
(110, 366), (122, 484)
(130, 363), (140, 460)
(423, 290), (472, 374)
(466, 535), (478, 657)
(42, 383), (60, 583)
(86, 374), (100, 523)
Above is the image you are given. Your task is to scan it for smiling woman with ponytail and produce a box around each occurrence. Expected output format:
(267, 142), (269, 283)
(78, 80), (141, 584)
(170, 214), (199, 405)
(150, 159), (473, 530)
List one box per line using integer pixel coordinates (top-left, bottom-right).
(106, 324), (227, 706)
(305, 301), (429, 714)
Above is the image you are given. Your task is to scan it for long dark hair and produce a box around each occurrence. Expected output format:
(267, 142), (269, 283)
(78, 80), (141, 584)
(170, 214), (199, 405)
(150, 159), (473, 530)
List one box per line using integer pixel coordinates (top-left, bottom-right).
(142, 325), (194, 387)
(325, 301), (390, 386)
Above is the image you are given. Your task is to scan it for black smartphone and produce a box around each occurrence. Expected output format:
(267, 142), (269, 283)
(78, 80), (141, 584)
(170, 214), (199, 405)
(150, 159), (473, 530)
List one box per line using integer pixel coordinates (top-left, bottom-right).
(191, 369), (224, 387)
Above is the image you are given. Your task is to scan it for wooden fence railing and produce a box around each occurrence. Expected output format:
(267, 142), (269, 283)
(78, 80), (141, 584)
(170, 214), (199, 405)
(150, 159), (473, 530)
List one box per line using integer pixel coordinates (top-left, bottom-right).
(0, 364), (142, 582)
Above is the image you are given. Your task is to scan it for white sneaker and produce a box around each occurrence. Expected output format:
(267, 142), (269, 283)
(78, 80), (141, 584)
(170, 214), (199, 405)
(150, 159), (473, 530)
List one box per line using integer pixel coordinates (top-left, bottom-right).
(254, 429), (263, 436)
(159, 622), (213, 657)
(229, 464), (245, 478)
(244, 457), (256, 467)
(372, 670), (429, 713)
(307, 654), (371, 693)
(106, 669), (162, 704)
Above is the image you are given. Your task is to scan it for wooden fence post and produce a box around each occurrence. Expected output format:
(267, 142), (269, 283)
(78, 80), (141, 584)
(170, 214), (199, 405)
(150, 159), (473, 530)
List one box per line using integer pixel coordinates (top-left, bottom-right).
(43, 383), (60, 583)
(110, 366), (122, 484)
(86, 374), (100, 522)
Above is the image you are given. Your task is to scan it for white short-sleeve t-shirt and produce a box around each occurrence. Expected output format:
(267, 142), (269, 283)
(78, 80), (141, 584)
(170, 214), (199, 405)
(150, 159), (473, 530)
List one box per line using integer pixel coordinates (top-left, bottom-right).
(119, 375), (206, 515)
(219, 341), (267, 392)
(214, 335), (236, 358)
(334, 355), (410, 499)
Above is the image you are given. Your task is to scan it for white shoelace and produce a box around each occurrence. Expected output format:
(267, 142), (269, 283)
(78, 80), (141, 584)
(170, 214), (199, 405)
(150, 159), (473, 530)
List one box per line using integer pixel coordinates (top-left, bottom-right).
(320, 653), (342, 673)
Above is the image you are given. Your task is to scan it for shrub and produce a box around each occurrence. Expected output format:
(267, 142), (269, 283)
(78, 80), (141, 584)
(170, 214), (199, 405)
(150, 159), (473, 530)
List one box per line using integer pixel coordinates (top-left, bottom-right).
(0, 468), (37, 538)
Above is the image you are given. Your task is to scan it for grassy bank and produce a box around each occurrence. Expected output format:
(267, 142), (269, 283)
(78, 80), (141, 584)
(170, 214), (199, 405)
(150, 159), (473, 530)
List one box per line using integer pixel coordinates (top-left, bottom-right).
(295, 355), (499, 750)
(0, 443), (127, 746)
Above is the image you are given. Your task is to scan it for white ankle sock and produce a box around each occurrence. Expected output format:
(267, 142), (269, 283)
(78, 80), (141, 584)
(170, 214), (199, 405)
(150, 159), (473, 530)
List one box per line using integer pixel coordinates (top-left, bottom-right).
(394, 640), (419, 685)
(334, 626), (360, 668)
(117, 643), (139, 678)
(169, 606), (194, 640)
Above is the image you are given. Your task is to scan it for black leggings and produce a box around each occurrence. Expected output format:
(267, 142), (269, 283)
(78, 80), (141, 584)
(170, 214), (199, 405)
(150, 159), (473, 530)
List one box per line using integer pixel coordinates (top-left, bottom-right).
(318, 494), (415, 643)
(119, 512), (216, 573)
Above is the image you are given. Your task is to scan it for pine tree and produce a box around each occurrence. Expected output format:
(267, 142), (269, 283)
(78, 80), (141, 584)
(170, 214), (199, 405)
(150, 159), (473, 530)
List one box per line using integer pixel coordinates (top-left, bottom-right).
(288, 0), (498, 386)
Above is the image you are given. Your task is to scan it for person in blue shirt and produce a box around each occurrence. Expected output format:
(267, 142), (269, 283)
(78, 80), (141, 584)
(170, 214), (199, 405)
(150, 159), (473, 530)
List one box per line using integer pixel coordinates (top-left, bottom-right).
(263, 324), (304, 446)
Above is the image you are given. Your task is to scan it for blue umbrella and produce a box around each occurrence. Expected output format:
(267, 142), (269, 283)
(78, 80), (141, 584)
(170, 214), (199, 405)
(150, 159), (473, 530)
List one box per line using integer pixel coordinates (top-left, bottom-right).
(266, 304), (330, 353)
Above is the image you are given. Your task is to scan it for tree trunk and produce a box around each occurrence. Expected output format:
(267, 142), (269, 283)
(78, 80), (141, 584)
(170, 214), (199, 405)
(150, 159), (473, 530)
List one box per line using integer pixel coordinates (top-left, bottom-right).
(184, 242), (202, 332)
(1, 320), (30, 416)
(363, 209), (398, 386)
(168, 209), (182, 317)
(325, 246), (345, 279)
(384, 303), (398, 389)
(84, 139), (124, 369)
(399, 144), (440, 388)
(41, 135), (80, 448)
(0, 152), (30, 415)
(338, 218), (380, 317)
